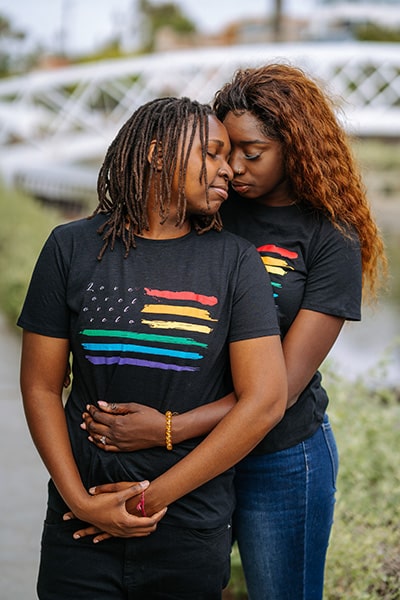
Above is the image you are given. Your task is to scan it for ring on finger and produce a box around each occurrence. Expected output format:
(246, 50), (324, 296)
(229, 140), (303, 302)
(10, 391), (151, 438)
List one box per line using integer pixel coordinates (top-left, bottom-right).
(100, 435), (107, 445)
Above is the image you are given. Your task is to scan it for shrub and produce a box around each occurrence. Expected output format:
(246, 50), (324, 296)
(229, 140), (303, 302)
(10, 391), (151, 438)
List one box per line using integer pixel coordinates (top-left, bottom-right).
(0, 184), (63, 327)
(323, 360), (400, 600)
(224, 359), (400, 599)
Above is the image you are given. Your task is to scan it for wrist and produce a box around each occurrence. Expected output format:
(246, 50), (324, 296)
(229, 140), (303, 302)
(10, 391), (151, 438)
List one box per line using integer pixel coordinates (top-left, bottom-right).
(136, 490), (147, 516)
(163, 410), (179, 449)
(138, 483), (169, 517)
(67, 490), (93, 521)
(169, 413), (188, 444)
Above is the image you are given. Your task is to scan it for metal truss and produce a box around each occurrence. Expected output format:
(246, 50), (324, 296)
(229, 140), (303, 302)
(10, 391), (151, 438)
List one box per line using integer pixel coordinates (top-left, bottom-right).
(0, 42), (399, 200)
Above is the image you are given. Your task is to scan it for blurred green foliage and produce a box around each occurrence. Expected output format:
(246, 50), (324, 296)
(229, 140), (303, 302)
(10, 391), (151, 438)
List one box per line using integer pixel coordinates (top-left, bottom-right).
(322, 360), (400, 600)
(0, 183), (63, 327)
(356, 23), (400, 43)
(224, 360), (400, 599)
(352, 138), (400, 305)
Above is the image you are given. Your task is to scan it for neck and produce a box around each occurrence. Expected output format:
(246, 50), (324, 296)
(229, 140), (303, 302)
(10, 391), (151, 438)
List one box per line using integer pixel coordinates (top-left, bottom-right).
(254, 177), (295, 207)
(136, 220), (191, 240)
(136, 206), (191, 240)
(126, 190), (192, 240)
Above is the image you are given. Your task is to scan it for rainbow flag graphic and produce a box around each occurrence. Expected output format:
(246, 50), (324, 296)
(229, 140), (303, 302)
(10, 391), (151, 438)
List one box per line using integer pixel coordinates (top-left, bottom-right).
(80, 287), (218, 372)
(257, 244), (298, 298)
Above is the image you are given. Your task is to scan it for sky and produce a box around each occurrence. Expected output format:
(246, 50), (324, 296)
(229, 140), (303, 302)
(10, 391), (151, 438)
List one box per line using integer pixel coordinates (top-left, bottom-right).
(0, 0), (315, 55)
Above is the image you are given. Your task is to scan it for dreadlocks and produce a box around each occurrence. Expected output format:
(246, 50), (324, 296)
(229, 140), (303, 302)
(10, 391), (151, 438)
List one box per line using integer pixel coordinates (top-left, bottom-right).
(91, 96), (223, 260)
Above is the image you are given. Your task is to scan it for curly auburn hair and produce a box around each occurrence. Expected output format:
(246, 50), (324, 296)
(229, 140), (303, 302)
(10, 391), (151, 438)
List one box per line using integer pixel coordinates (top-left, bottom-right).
(213, 63), (387, 299)
(91, 96), (222, 260)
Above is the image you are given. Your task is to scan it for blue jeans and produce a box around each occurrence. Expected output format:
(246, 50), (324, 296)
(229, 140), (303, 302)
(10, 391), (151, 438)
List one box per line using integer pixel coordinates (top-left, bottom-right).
(233, 415), (338, 600)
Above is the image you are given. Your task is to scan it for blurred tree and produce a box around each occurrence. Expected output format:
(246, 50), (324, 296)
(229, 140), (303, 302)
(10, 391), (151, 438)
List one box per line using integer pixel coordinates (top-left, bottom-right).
(0, 14), (25, 41)
(138, 0), (197, 52)
(0, 14), (27, 76)
(355, 22), (400, 41)
(272, 0), (283, 42)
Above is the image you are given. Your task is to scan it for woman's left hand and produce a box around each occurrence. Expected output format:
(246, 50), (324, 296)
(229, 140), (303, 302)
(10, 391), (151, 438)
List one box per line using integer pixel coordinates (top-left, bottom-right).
(81, 401), (165, 452)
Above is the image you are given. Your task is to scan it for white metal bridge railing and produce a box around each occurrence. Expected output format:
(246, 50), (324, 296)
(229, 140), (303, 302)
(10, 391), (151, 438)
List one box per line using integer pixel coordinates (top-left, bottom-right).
(0, 42), (399, 204)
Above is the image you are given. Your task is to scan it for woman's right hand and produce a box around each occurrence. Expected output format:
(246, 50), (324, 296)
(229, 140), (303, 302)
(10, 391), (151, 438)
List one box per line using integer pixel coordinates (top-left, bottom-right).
(81, 402), (165, 452)
(64, 481), (168, 542)
(70, 480), (167, 539)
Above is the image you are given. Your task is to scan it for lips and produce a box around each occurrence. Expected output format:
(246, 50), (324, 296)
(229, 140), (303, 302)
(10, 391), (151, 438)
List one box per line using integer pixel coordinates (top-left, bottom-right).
(232, 180), (250, 194)
(210, 186), (229, 201)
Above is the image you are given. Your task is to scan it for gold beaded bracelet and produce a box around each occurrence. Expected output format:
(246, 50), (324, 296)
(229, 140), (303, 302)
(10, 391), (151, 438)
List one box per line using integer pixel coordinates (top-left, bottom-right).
(165, 410), (176, 450)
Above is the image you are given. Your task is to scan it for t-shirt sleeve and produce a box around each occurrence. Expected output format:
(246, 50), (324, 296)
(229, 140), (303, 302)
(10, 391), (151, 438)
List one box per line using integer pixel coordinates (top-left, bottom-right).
(17, 230), (71, 338)
(228, 245), (280, 342)
(301, 224), (362, 321)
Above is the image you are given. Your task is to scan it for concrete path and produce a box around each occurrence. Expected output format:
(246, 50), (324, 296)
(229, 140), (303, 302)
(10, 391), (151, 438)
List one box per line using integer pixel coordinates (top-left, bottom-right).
(0, 314), (47, 599)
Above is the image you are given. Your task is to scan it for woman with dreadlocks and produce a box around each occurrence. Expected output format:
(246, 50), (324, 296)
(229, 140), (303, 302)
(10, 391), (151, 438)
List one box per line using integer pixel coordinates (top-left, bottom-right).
(80, 66), (387, 599)
(18, 96), (286, 599)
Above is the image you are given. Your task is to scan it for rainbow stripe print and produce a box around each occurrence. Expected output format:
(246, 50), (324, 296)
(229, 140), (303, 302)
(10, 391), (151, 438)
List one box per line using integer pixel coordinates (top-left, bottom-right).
(80, 286), (218, 372)
(257, 244), (299, 298)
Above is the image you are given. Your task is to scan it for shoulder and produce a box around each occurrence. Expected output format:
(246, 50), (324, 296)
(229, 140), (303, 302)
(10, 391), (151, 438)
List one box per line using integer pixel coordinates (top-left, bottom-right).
(216, 228), (253, 247)
(315, 213), (360, 251)
(293, 210), (360, 282)
(293, 206), (360, 252)
(32, 215), (105, 272)
(51, 214), (103, 240)
(48, 214), (105, 253)
(203, 228), (256, 255)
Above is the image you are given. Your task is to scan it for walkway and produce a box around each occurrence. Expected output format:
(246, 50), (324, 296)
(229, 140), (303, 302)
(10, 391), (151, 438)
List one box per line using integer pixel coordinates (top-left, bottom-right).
(0, 314), (47, 599)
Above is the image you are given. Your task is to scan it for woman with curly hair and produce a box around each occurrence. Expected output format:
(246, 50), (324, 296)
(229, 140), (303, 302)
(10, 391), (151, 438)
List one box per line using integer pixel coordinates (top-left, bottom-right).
(78, 66), (387, 599)
(211, 63), (387, 599)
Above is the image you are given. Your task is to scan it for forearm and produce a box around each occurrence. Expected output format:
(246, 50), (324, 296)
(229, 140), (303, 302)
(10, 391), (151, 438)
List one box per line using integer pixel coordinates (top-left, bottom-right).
(21, 333), (166, 537)
(283, 310), (345, 408)
(23, 388), (91, 515)
(127, 336), (287, 515)
(172, 392), (236, 444)
(20, 332), (89, 513)
(129, 390), (283, 515)
(24, 387), (161, 536)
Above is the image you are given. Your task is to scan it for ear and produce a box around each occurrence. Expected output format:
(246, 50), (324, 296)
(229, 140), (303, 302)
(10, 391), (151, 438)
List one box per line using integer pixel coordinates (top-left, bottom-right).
(147, 140), (163, 170)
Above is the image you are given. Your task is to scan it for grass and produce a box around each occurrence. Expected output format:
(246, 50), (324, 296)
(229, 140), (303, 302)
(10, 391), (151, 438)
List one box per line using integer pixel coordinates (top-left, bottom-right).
(322, 360), (400, 600)
(0, 183), (65, 327)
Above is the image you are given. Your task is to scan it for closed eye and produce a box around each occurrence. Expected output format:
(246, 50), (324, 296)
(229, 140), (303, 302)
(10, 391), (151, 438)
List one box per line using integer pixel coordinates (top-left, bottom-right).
(245, 153), (261, 160)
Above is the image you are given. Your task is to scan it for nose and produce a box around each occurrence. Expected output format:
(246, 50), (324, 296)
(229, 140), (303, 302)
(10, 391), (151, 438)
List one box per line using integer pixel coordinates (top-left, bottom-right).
(228, 152), (245, 176)
(218, 161), (234, 181)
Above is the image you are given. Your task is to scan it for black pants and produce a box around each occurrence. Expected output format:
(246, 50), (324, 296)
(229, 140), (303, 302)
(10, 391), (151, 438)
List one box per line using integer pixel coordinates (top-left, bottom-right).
(37, 509), (232, 599)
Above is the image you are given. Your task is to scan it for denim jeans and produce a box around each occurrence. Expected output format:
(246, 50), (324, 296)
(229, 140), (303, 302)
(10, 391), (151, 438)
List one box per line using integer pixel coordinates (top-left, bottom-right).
(37, 516), (231, 599)
(233, 414), (339, 600)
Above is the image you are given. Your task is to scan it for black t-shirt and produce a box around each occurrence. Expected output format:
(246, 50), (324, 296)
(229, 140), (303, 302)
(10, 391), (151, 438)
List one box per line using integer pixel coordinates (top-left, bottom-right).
(18, 214), (279, 527)
(220, 196), (362, 453)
